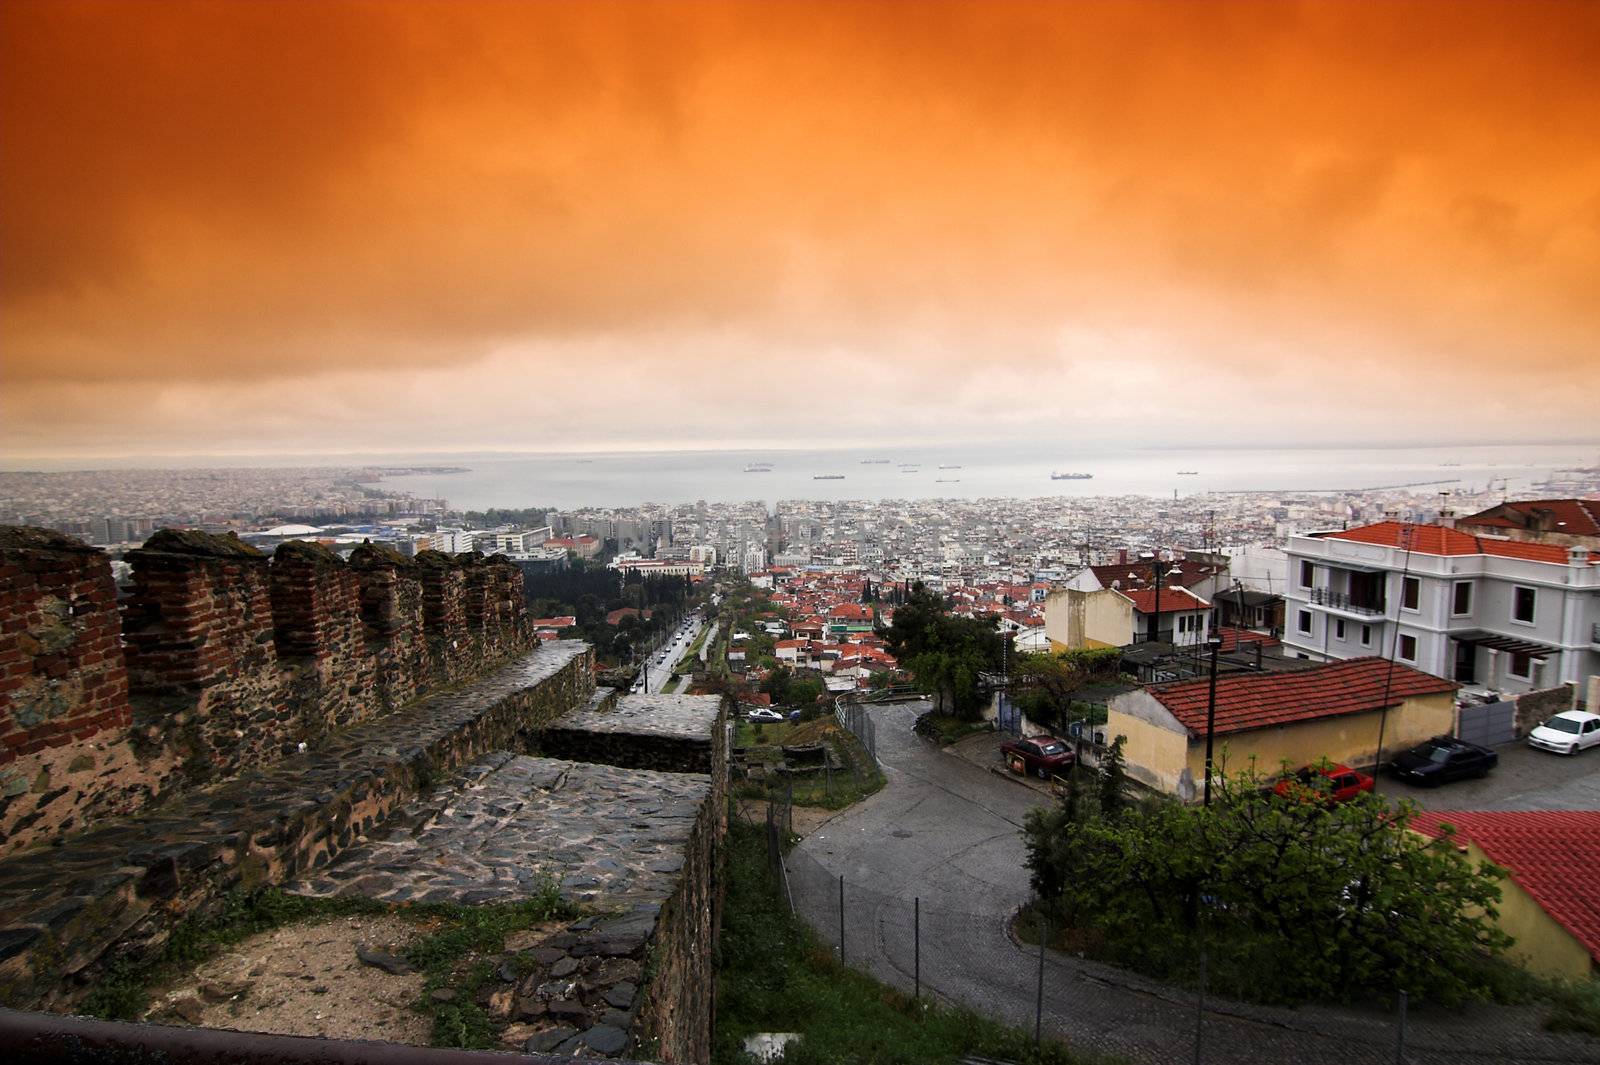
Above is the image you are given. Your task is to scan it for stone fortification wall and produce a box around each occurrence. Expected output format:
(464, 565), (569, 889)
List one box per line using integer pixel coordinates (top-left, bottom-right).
(0, 525), (534, 856)
(634, 786), (721, 1063)
(0, 528), (175, 856)
(0, 641), (594, 1011)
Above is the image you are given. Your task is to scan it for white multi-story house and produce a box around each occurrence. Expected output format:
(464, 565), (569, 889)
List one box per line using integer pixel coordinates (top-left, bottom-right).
(1284, 521), (1600, 696)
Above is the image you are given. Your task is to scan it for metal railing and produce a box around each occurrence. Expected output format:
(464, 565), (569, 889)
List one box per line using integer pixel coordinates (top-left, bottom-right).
(1308, 587), (1386, 616)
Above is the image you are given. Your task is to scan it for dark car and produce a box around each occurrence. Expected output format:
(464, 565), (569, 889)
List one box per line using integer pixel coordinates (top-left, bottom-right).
(1388, 736), (1497, 786)
(1000, 735), (1075, 779)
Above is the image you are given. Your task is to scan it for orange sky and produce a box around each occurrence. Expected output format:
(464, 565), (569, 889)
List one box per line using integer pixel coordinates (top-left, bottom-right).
(2, 0), (1597, 458)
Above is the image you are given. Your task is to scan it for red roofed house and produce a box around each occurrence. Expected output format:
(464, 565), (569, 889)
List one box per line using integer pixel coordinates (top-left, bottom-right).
(1457, 499), (1600, 550)
(1124, 587), (1212, 647)
(1108, 657), (1456, 801)
(1285, 520), (1600, 698)
(1412, 810), (1600, 981)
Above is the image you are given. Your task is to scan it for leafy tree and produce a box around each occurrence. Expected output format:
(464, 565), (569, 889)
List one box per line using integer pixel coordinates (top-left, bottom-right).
(880, 583), (1005, 719)
(1023, 761), (1511, 1005)
(1096, 735), (1128, 818)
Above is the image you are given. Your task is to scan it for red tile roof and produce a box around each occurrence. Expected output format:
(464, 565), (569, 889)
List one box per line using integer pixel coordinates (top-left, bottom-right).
(1144, 656), (1456, 736)
(1091, 560), (1219, 592)
(1317, 522), (1595, 565)
(1459, 499), (1600, 538)
(1124, 587), (1209, 615)
(1411, 811), (1600, 964)
(1215, 627), (1281, 653)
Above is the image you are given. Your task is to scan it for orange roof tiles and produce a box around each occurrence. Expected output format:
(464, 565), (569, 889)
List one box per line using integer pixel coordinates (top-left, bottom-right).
(1317, 522), (1595, 565)
(1215, 627), (1281, 653)
(1124, 587), (1209, 615)
(1461, 499), (1600, 538)
(1144, 656), (1455, 736)
(1412, 810), (1600, 964)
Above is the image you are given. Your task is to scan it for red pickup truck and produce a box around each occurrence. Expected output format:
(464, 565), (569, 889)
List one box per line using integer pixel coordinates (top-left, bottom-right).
(1000, 735), (1075, 779)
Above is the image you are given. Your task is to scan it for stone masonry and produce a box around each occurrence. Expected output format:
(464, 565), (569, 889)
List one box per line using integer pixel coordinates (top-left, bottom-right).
(1, 526), (534, 855)
(0, 524), (727, 1063)
(0, 640), (593, 1011)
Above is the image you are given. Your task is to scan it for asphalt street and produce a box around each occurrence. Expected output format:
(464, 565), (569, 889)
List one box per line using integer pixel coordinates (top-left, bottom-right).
(787, 701), (1600, 1065)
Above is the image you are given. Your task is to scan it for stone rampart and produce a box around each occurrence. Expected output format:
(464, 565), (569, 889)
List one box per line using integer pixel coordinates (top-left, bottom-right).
(0, 640), (594, 1011)
(0, 527), (537, 855)
(0, 528), (174, 856)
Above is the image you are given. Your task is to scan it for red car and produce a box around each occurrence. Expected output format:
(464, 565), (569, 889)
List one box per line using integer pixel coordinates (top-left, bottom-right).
(1001, 735), (1075, 779)
(1273, 763), (1374, 804)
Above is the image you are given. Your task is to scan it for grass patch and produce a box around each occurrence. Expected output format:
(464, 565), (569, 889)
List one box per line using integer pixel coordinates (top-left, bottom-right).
(735, 719), (885, 812)
(81, 882), (579, 1050)
(913, 712), (993, 747)
(714, 820), (1107, 1065)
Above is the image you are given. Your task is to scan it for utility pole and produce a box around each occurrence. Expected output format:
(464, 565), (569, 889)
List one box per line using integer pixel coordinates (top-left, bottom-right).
(1203, 635), (1222, 805)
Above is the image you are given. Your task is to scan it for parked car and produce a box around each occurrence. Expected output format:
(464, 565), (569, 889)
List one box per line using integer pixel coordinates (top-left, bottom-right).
(1273, 763), (1373, 804)
(746, 708), (785, 724)
(1528, 711), (1600, 755)
(1000, 735), (1075, 779)
(1387, 736), (1497, 785)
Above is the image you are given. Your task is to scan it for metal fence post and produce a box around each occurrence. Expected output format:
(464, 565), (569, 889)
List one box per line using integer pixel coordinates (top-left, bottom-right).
(914, 896), (921, 1002)
(1395, 990), (1408, 1064)
(1193, 951), (1207, 1065)
(1034, 912), (1046, 1045)
(838, 875), (846, 963)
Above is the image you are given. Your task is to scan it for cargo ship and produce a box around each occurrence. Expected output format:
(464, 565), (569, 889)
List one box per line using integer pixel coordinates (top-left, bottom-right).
(1050, 471), (1093, 480)
(813, 474), (845, 480)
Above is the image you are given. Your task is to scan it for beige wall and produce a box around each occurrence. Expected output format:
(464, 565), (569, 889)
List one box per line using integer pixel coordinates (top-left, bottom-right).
(1045, 588), (1132, 651)
(1111, 689), (1457, 802)
(1443, 836), (1595, 983)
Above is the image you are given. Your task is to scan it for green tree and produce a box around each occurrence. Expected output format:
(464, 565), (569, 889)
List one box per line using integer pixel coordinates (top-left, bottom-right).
(1023, 762), (1511, 1005)
(880, 583), (1005, 719)
(1097, 735), (1128, 818)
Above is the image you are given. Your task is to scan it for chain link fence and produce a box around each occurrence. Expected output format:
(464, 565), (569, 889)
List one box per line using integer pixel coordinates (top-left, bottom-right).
(835, 698), (879, 763)
(768, 819), (1600, 1065)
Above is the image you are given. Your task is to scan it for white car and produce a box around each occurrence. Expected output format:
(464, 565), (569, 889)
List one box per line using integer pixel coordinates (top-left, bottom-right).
(1528, 711), (1600, 755)
(746, 708), (785, 724)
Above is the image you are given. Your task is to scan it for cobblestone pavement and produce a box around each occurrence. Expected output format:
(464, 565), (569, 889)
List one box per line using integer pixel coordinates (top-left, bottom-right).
(787, 701), (1600, 1065)
(293, 753), (707, 908)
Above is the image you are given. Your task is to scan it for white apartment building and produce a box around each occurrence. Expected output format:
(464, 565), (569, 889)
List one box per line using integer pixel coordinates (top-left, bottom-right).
(1285, 522), (1600, 697)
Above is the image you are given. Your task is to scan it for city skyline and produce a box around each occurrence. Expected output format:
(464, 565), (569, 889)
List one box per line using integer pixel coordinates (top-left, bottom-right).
(4, 0), (1598, 458)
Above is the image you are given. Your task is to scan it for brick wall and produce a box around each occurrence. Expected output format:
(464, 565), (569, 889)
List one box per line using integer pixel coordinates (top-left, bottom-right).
(0, 528), (175, 853)
(0, 527), (538, 856)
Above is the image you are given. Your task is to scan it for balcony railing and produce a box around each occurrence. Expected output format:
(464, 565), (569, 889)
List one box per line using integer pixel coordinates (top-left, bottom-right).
(1308, 587), (1386, 617)
(1592, 622), (1600, 646)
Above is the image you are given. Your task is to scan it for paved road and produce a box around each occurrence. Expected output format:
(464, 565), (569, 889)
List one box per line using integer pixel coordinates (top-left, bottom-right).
(788, 702), (1600, 1065)
(1380, 741), (1600, 810)
(639, 616), (703, 694)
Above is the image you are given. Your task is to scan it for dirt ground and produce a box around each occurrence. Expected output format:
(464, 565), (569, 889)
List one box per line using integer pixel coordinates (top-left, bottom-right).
(151, 914), (432, 1044)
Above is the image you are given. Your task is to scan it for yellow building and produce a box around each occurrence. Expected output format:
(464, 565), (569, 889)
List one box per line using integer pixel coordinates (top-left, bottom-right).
(1043, 587), (1134, 651)
(1412, 811), (1600, 982)
(1107, 656), (1457, 801)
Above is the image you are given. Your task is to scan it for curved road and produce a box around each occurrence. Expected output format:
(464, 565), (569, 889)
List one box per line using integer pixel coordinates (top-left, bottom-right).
(788, 701), (1600, 1065)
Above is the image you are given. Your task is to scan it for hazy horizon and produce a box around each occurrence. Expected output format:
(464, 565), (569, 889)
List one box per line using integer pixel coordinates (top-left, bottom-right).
(3, 1), (1597, 458)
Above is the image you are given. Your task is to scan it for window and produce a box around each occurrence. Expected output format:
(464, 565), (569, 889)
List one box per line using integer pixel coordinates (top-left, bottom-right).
(1513, 586), (1536, 624)
(1334, 618), (1347, 640)
(1297, 610), (1312, 635)
(1508, 652), (1532, 679)
(1398, 634), (1417, 662)
(1299, 560), (1315, 588)
(1360, 624), (1372, 647)
(1402, 576), (1420, 611)
(1452, 581), (1472, 616)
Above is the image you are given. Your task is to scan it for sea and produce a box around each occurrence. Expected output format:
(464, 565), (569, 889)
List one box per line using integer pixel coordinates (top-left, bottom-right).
(348, 442), (1599, 512)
